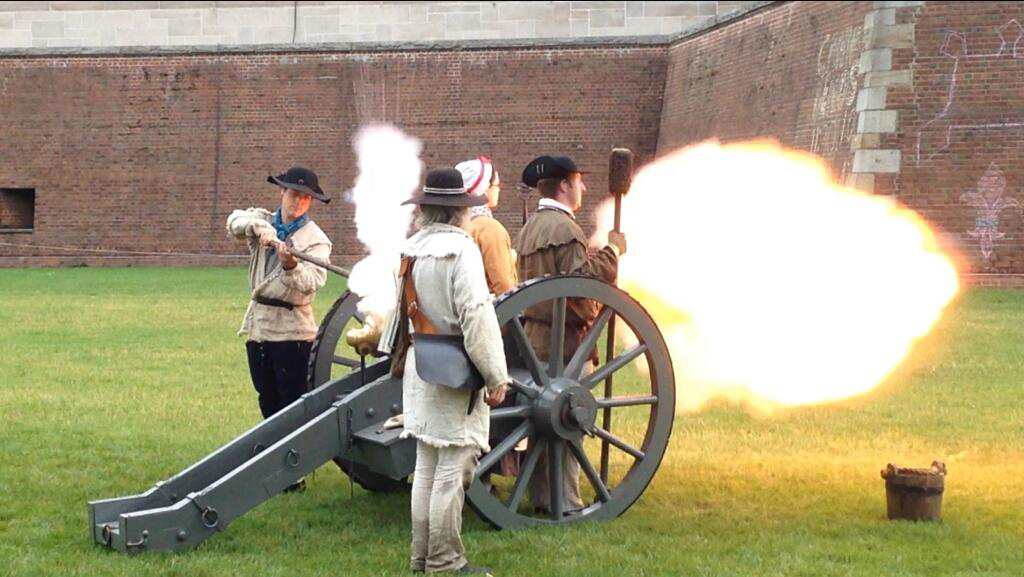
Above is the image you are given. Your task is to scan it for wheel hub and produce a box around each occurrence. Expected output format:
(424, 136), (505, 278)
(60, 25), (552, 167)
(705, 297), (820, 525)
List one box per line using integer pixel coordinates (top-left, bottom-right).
(532, 378), (597, 439)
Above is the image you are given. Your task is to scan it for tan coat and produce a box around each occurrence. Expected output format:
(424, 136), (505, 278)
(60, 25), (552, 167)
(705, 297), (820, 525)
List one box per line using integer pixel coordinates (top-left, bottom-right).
(514, 207), (617, 362)
(398, 223), (510, 451)
(465, 214), (518, 297)
(226, 207), (332, 342)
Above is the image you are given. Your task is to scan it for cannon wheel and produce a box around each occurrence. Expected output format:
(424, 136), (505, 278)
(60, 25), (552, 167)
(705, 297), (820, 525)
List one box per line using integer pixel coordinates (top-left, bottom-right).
(467, 275), (675, 528)
(309, 291), (409, 493)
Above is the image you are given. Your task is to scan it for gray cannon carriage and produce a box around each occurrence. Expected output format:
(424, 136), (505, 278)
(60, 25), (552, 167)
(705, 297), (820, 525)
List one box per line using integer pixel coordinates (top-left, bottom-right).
(88, 272), (676, 553)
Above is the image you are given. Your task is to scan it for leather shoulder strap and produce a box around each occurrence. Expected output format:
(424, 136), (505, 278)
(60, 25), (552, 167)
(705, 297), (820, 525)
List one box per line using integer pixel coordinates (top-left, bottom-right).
(399, 256), (439, 336)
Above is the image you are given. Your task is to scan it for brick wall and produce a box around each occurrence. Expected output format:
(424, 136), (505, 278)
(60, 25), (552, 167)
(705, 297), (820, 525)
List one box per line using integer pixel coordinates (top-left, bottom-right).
(658, 1), (873, 181)
(0, 45), (667, 266)
(881, 1), (1024, 275)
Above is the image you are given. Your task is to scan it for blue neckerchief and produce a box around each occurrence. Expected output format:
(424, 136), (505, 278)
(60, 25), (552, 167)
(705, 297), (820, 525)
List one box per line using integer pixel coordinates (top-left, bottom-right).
(271, 209), (308, 241)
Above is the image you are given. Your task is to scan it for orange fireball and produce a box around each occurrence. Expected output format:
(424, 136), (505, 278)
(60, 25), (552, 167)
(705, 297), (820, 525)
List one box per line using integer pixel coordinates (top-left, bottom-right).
(592, 140), (960, 413)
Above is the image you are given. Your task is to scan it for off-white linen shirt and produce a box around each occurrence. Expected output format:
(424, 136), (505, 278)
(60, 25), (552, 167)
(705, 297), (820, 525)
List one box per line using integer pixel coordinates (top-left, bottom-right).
(226, 207), (332, 342)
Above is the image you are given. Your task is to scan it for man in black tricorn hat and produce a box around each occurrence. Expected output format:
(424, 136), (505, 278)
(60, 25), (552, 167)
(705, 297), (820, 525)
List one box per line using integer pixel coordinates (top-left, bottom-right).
(514, 155), (626, 514)
(226, 166), (333, 493)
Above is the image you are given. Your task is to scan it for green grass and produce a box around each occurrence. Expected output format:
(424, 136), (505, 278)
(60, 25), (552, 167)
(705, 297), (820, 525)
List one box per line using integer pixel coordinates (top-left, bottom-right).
(0, 267), (1022, 577)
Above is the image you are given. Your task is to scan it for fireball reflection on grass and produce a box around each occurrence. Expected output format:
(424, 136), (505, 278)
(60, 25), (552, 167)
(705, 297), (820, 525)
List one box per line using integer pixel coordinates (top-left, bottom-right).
(592, 140), (961, 413)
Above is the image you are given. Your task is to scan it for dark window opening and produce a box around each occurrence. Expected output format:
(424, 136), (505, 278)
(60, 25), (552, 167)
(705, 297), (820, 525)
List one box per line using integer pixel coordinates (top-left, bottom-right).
(0, 188), (35, 231)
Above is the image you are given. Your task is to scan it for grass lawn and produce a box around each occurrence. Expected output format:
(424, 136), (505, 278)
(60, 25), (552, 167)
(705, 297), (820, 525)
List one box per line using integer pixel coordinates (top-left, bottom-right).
(0, 267), (1022, 577)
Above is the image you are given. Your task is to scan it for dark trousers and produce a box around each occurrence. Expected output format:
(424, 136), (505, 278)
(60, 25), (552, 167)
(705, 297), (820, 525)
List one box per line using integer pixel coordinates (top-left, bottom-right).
(246, 340), (313, 419)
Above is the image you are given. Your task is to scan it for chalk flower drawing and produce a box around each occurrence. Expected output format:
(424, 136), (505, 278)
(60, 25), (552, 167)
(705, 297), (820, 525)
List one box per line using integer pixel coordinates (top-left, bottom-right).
(959, 163), (1021, 259)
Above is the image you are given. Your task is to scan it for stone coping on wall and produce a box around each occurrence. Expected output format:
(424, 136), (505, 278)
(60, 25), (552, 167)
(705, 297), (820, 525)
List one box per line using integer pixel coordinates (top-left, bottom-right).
(0, 1), (780, 57)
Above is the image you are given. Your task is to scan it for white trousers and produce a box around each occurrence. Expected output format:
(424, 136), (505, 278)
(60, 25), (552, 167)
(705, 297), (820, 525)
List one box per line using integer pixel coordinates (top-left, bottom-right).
(410, 441), (480, 573)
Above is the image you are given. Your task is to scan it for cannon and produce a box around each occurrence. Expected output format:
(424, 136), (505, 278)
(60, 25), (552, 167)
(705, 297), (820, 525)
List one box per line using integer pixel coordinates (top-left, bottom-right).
(88, 274), (675, 552)
(89, 149), (675, 552)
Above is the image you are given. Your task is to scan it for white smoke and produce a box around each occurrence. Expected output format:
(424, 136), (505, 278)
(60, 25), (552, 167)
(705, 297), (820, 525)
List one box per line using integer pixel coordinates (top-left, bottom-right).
(345, 124), (422, 316)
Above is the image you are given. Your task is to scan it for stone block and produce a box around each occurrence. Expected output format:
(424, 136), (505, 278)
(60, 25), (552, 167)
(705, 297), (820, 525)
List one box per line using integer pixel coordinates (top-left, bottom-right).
(381, 4), (410, 22)
(589, 8), (624, 28)
(445, 12), (482, 32)
(51, 1), (106, 10)
(850, 133), (881, 150)
(168, 17), (202, 36)
(874, 1), (923, 8)
(644, 1), (701, 16)
(516, 20), (536, 37)
(623, 16), (661, 35)
(865, 23), (913, 49)
(536, 19), (570, 38)
(103, 2), (160, 9)
(863, 69), (911, 89)
(151, 9), (202, 18)
(859, 48), (891, 73)
(626, 1), (642, 17)
(31, 20), (65, 39)
(863, 8), (894, 29)
(303, 13), (339, 34)
(159, 2), (216, 7)
(0, 2), (52, 10)
(845, 172), (875, 192)
(426, 3), (482, 14)
(855, 87), (887, 111)
(498, 2), (552, 21)
(0, 29), (30, 47)
(852, 149), (900, 173)
(0, 14), (12, 29)
(858, 109), (897, 133)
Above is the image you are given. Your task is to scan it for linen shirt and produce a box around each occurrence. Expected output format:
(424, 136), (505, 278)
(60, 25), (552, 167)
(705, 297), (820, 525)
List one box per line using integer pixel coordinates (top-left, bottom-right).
(226, 207), (332, 342)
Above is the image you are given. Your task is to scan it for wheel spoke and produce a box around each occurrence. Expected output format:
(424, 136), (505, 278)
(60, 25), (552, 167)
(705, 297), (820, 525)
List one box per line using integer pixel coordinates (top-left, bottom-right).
(592, 427), (645, 460)
(506, 437), (545, 512)
(568, 438), (610, 503)
(565, 306), (613, 380)
(548, 440), (565, 520)
(594, 395), (658, 409)
(549, 298), (567, 378)
(332, 355), (360, 368)
(508, 378), (539, 399)
(490, 405), (532, 420)
(508, 317), (549, 388)
(478, 421), (533, 476)
(582, 344), (648, 390)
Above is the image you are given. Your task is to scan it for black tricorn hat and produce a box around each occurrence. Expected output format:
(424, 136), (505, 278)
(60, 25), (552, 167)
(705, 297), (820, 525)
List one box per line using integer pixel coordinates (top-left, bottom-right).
(267, 166), (330, 203)
(402, 168), (488, 207)
(521, 155), (587, 188)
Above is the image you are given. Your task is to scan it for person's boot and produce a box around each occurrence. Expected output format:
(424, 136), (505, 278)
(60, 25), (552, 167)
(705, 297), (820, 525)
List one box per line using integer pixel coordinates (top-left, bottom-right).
(455, 564), (493, 576)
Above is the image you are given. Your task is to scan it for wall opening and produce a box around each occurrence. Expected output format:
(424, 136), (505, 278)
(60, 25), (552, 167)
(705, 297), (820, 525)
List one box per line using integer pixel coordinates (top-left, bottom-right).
(0, 188), (36, 231)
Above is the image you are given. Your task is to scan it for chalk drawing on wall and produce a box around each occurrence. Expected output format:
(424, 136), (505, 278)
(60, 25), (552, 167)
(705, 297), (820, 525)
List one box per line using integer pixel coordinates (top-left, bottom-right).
(810, 28), (862, 181)
(960, 163), (1022, 260)
(915, 19), (1024, 165)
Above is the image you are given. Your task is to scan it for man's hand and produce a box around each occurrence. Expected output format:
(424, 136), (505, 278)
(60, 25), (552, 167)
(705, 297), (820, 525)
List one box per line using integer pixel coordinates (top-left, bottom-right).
(607, 230), (627, 256)
(484, 383), (509, 407)
(258, 231), (297, 269)
(278, 244), (297, 270)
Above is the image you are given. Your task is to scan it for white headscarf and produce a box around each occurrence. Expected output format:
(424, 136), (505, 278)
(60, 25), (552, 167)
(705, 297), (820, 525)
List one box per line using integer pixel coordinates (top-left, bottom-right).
(456, 156), (494, 218)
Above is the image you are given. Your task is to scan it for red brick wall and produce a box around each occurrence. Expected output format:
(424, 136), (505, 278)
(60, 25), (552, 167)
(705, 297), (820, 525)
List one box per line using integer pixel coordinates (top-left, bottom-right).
(0, 46), (667, 267)
(658, 1), (873, 181)
(882, 1), (1024, 275)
